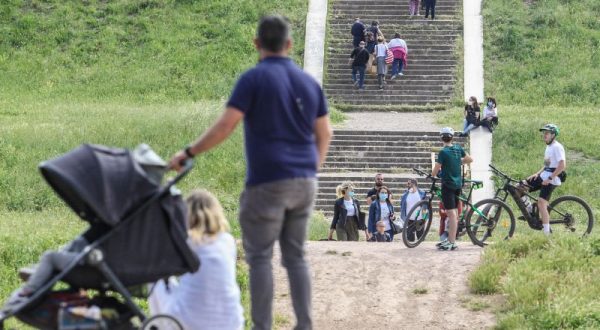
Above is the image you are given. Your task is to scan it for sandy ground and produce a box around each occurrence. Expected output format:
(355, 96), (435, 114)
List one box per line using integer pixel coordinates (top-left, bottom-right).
(339, 112), (441, 131)
(271, 241), (495, 330)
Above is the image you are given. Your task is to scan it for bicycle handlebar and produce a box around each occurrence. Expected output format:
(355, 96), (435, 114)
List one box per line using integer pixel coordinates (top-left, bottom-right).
(412, 168), (438, 181)
(488, 164), (519, 183)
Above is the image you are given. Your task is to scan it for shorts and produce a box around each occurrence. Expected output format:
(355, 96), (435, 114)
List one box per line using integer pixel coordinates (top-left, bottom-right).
(526, 176), (556, 201)
(441, 186), (461, 210)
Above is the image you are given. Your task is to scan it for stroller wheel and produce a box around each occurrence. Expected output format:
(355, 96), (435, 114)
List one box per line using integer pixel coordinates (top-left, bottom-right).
(141, 315), (183, 330)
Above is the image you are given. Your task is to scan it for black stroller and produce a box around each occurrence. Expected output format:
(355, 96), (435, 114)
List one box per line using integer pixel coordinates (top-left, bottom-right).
(0, 144), (200, 329)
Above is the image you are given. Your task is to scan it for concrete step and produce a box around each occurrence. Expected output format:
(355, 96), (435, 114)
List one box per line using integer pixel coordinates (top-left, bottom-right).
(334, 0), (459, 4)
(325, 89), (453, 96)
(327, 62), (457, 68)
(328, 146), (438, 153)
(325, 85), (453, 95)
(327, 95), (450, 103)
(327, 151), (433, 161)
(327, 50), (455, 57)
(326, 78), (455, 85)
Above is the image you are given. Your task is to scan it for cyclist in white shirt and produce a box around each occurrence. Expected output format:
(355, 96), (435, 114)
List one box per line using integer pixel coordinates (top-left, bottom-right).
(523, 124), (566, 235)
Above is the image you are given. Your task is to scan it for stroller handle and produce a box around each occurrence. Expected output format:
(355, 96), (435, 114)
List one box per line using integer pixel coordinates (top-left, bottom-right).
(164, 159), (194, 190)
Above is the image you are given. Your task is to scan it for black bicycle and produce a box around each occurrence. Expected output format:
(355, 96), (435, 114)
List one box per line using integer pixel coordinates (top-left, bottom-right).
(466, 165), (594, 246)
(402, 168), (516, 248)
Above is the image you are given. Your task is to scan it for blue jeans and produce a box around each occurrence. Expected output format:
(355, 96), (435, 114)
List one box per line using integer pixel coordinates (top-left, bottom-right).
(463, 119), (477, 135)
(352, 35), (363, 48)
(352, 65), (366, 88)
(391, 58), (404, 76)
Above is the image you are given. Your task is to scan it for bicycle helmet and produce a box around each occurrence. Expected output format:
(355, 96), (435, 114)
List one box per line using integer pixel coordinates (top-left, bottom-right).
(439, 127), (455, 137)
(539, 123), (559, 137)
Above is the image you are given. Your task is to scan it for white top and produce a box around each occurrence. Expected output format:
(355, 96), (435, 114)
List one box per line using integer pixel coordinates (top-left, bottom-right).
(344, 199), (356, 216)
(387, 38), (407, 51)
(148, 233), (244, 330)
(483, 106), (497, 118)
(540, 141), (566, 186)
(379, 201), (391, 230)
(405, 190), (422, 220)
(375, 44), (387, 57)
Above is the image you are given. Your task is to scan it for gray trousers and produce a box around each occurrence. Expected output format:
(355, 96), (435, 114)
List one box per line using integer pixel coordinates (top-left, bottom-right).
(240, 178), (316, 330)
(24, 236), (87, 291)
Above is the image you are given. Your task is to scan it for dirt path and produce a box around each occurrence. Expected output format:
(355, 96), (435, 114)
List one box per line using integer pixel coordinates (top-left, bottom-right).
(271, 241), (495, 329)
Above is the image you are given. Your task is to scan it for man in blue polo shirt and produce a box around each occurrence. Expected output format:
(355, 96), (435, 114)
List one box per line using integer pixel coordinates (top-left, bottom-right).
(169, 15), (333, 330)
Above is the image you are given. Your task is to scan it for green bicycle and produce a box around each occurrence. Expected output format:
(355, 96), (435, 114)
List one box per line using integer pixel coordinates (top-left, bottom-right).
(465, 165), (594, 246)
(402, 168), (516, 248)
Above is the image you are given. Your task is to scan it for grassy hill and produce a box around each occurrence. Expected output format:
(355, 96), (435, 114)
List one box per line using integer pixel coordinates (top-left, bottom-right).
(0, 1), (317, 328)
(482, 0), (600, 106)
(439, 0), (600, 327)
(0, 0), (308, 103)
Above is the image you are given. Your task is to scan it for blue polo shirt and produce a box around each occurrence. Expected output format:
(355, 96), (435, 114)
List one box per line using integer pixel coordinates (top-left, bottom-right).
(227, 56), (328, 186)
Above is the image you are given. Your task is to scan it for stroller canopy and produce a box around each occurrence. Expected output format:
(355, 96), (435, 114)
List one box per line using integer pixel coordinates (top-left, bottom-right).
(39, 144), (164, 226)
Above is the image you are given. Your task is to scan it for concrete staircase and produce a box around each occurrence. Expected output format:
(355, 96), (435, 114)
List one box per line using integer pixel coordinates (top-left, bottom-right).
(317, 130), (466, 218)
(324, 0), (462, 110)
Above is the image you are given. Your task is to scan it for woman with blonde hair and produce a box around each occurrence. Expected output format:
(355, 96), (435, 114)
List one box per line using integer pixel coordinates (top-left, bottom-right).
(328, 182), (367, 241)
(149, 189), (244, 330)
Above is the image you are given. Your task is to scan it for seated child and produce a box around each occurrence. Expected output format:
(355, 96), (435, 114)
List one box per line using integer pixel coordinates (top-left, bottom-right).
(368, 221), (392, 242)
(148, 189), (244, 330)
(10, 222), (110, 302)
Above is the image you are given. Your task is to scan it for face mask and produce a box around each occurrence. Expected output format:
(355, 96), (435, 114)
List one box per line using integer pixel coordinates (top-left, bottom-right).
(348, 191), (355, 198)
(379, 193), (388, 200)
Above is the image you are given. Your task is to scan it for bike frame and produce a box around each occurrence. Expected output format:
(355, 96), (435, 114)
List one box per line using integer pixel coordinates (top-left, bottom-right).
(490, 165), (569, 225)
(413, 169), (488, 224)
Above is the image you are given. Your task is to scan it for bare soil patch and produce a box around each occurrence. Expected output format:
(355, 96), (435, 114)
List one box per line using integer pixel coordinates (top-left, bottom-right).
(271, 241), (496, 329)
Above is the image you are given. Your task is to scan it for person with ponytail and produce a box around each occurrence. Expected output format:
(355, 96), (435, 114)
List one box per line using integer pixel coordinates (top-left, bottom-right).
(328, 182), (366, 241)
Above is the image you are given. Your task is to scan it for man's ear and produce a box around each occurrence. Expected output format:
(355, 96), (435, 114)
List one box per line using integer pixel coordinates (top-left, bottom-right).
(253, 38), (261, 50)
(285, 38), (292, 51)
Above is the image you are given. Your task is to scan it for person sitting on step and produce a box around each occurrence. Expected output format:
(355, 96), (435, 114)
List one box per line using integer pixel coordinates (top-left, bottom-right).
(480, 97), (498, 133)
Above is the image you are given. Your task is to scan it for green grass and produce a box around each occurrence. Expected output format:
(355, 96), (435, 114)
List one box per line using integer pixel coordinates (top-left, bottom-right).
(469, 234), (600, 329)
(482, 0), (600, 106)
(0, 0), (308, 104)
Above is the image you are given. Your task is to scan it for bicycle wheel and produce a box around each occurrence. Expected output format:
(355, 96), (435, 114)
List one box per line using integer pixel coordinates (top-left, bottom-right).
(141, 314), (184, 330)
(466, 199), (515, 247)
(548, 195), (594, 236)
(402, 200), (433, 248)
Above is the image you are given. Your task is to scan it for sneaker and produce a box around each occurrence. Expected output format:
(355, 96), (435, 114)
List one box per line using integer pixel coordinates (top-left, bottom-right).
(436, 239), (448, 247)
(353, 81), (359, 87)
(438, 241), (458, 251)
(390, 74), (397, 80)
(399, 72), (404, 76)
(379, 85), (384, 90)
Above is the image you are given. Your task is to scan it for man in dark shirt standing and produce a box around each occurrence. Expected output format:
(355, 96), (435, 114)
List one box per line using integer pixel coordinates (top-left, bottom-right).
(350, 41), (370, 90)
(350, 17), (365, 47)
(170, 15), (333, 330)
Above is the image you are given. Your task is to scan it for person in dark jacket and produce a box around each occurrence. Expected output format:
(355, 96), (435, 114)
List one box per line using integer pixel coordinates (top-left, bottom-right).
(367, 221), (392, 242)
(351, 18), (366, 47)
(350, 41), (370, 90)
(328, 182), (366, 241)
(368, 186), (396, 241)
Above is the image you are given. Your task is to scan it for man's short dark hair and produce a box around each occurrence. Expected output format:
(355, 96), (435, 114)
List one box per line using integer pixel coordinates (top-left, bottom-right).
(257, 15), (291, 53)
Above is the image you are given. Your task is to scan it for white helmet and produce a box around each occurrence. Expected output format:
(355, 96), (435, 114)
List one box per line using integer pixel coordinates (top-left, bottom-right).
(439, 127), (455, 137)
